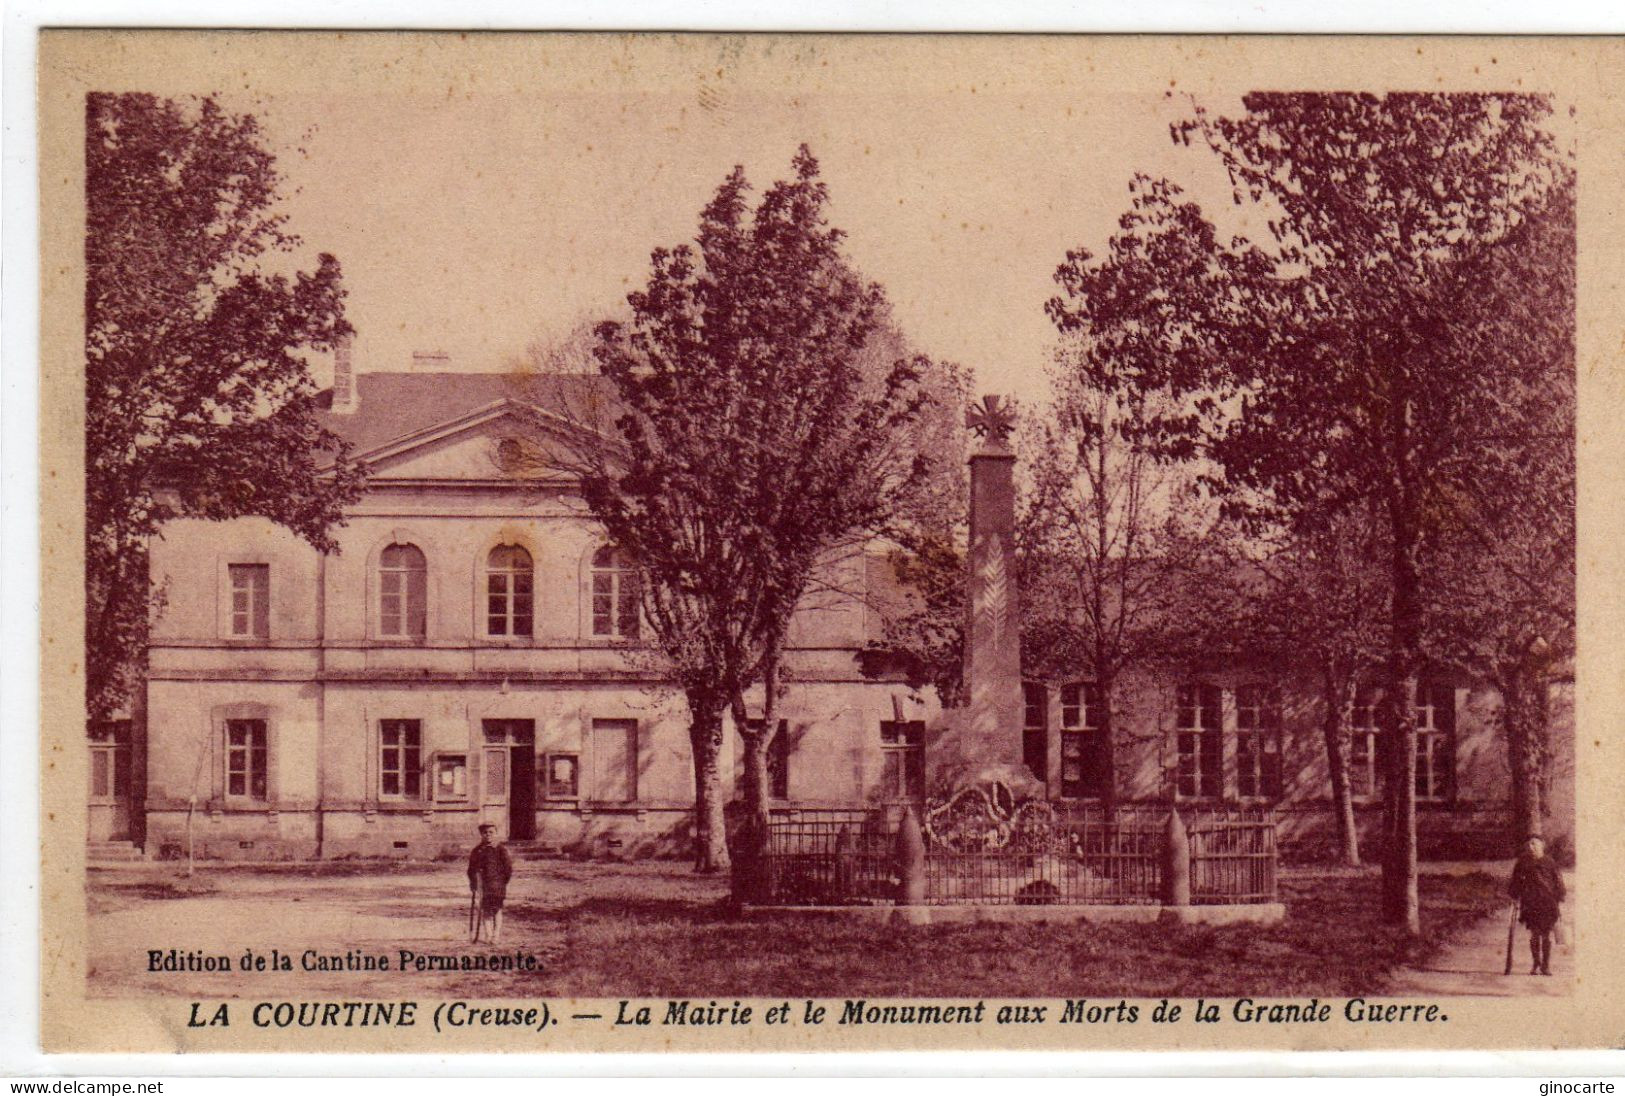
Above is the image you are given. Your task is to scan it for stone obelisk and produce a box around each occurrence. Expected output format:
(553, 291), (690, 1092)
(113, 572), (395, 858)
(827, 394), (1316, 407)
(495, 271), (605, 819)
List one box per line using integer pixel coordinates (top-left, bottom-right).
(928, 395), (1037, 796)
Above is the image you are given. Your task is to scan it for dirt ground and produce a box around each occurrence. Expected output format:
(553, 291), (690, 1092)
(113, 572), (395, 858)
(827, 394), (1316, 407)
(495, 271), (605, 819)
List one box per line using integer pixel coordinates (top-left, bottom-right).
(87, 859), (721, 998)
(86, 857), (1542, 1000)
(1384, 870), (1575, 997)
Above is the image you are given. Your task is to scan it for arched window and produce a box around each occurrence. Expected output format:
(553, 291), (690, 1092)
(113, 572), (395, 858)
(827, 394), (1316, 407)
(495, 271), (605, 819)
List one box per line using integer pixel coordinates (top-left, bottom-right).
(378, 543), (427, 638)
(486, 544), (533, 637)
(591, 546), (641, 639)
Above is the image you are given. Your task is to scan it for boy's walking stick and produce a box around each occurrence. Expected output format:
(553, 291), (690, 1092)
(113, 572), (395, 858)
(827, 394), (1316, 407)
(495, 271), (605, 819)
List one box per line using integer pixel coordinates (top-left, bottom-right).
(469, 883), (480, 941)
(1504, 903), (1518, 975)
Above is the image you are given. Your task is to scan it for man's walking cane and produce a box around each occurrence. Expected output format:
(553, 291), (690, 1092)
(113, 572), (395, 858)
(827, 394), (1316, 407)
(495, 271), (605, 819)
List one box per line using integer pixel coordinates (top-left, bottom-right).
(1504, 902), (1518, 975)
(469, 882), (481, 942)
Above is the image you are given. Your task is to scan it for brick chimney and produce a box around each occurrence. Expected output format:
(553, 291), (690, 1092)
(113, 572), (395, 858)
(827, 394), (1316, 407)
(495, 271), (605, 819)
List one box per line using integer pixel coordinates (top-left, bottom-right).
(330, 336), (357, 414)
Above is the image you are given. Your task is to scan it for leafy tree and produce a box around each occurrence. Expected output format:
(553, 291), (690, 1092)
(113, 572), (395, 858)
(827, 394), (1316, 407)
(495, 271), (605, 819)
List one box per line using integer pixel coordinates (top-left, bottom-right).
(856, 337), (972, 708)
(1420, 175), (1576, 847)
(547, 147), (925, 875)
(1244, 511), (1391, 866)
(1176, 92), (1569, 930)
(1028, 177), (1247, 811)
(86, 92), (363, 722)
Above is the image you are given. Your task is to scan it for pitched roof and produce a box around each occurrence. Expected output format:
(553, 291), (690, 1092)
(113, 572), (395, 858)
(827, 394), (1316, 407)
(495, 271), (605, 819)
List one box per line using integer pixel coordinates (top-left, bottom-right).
(315, 371), (615, 457)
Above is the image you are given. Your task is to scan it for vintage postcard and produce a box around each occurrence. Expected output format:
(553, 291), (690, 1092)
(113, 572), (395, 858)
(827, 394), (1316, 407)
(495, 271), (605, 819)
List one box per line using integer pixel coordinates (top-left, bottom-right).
(34, 30), (1625, 1055)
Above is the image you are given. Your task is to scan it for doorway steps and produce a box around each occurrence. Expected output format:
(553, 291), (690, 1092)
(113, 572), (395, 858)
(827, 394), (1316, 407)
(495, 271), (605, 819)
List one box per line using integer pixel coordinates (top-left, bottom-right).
(505, 841), (560, 861)
(87, 840), (144, 863)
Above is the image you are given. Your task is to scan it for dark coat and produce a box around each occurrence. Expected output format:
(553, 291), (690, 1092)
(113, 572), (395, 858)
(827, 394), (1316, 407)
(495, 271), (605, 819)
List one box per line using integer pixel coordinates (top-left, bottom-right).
(468, 841), (514, 913)
(1509, 852), (1565, 932)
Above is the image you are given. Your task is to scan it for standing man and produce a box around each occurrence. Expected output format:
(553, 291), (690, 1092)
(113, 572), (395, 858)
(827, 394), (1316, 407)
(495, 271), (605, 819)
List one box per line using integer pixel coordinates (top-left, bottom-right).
(468, 822), (513, 944)
(1508, 834), (1566, 975)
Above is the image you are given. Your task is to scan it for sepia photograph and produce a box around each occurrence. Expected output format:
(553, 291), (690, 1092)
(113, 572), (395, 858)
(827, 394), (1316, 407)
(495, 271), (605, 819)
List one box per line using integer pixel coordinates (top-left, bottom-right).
(29, 30), (1625, 1055)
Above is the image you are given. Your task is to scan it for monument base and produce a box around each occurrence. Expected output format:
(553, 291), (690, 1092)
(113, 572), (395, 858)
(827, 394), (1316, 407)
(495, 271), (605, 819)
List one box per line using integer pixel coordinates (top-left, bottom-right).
(926, 708), (1042, 802)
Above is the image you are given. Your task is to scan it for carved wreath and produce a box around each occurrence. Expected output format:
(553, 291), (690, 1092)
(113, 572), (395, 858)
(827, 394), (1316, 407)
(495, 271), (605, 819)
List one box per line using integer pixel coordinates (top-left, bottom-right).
(923, 782), (1058, 853)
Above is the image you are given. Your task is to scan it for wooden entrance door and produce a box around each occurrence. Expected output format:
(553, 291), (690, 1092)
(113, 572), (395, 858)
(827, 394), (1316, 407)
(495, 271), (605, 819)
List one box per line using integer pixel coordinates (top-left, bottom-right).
(480, 744), (509, 837)
(481, 719), (537, 841)
(88, 720), (133, 842)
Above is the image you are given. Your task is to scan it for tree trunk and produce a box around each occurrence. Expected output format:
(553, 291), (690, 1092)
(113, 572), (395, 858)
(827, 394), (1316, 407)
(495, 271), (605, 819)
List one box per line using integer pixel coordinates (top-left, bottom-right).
(1320, 670), (1360, 868)
(1383, 476), (1422, 934)
(730, 654), (780, 902)
(1381, 661), (1421, 933)
(1501, 656), (1551, 846)
(687, 699), (730, 874)
(1376, 391), (1425, 935)
(734, 725), (773, 902)
(1098, 673), (1119, 819)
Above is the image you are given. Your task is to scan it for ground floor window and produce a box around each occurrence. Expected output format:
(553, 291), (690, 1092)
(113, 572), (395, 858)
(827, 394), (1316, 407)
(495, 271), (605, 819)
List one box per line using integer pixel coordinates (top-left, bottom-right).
(379, 719), (423, 799)
(1235, 683), (1283, 800)
(592, 719), (639, 803)
(225, 718), (268, 801)
(1414, 680), (1456, 802)
(1174, 683), (1222, 799)
(1059, 681), (1106, 798)
(1022, 683), (1047, 782)
(1346, 680), (1455, 802)
(741, 719), (791, 800)
(1350, 686), (1379, 800)
(880, 719), (925, 800)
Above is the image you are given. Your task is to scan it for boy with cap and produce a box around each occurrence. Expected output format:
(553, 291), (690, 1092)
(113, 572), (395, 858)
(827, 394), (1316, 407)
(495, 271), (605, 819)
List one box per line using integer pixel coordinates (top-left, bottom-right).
(1508, 834), (1565, 975)
(468, 822), (514, 944)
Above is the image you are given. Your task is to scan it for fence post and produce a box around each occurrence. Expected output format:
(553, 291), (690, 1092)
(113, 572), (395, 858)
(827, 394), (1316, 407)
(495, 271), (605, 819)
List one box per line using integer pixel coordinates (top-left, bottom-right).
(1267, 820), (1279, 903)
(895, 805), (926, 905)
(1162, 809), (1190, 907)
(835, 824), (856, 899)
(730, 812), (761, 906)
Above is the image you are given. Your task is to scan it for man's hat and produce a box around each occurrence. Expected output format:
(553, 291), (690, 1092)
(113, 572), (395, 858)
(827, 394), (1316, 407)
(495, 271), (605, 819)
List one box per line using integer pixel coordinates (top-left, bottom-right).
(478, 822), (496, 833)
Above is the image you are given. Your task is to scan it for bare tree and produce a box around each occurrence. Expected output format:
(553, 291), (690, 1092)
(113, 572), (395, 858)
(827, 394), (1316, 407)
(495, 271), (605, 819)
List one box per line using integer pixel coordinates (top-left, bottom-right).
(1024, 177), (1239, 812)
(1243, 511), (1391, 866)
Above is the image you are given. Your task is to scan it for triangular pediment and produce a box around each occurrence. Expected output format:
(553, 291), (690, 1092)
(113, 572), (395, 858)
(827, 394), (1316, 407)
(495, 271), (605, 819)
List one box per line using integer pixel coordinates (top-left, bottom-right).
(357, 399), (591, 484)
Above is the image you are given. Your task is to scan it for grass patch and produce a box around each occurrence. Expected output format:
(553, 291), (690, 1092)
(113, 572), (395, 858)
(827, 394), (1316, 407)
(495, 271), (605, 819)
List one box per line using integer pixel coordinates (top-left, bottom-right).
(86, 877), (220, 915)
(505, 868), (1504, 998)
(85, 859), (1507, 999)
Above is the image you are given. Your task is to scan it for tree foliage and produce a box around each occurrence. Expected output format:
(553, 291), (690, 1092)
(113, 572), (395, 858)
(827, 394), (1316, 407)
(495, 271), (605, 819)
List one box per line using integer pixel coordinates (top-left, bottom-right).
(1419, 175), (1576, 844)
(856, 332), (972, 707)
(86, 92), (364, 720)
(556, 147), (927, 872)
(1173, 92), (1571, 929)
(1021, 178), (1243, 807)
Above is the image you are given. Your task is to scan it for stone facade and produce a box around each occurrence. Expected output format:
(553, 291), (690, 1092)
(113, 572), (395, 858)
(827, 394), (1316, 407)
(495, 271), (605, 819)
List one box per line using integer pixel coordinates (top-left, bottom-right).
(139, 369), (938, 860)
(122, 367), (1575, 862)
(1018, 667), (1575, 863)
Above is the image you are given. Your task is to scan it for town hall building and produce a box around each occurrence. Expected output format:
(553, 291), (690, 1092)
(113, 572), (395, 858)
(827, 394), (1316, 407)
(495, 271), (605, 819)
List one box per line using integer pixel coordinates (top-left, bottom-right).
(106, 349), (1575, 863)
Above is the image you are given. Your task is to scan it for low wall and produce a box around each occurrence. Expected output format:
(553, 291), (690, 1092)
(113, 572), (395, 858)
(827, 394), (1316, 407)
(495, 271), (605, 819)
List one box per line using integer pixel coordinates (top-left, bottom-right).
(749, 800), (1282, 911)
(740, 903), (1287, 926)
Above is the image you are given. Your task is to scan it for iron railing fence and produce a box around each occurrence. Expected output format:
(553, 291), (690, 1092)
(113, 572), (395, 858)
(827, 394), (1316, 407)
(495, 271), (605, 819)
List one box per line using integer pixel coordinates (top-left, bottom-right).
(1189, 814), (1279, 904)
(761, 817), (896, 905)
(756, 804), (1278, 907)
(922, 816), (1163, 905)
